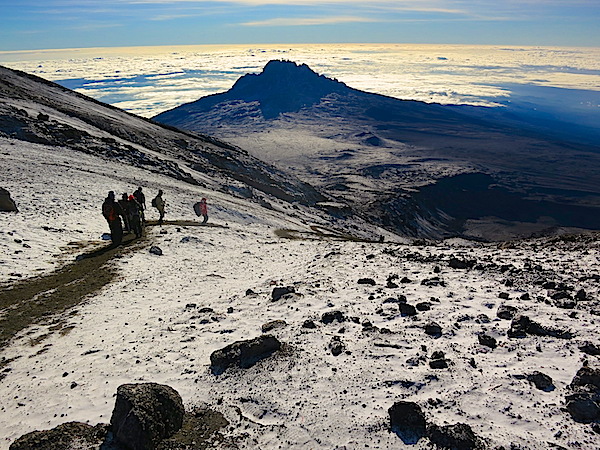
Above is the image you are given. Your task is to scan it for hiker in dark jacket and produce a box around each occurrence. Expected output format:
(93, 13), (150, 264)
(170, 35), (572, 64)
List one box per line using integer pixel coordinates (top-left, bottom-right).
(127, 194), (143, 238)
(133, 187), (146, 224)
(153, 190), (165, 225)
(102, 191), (125, 247)
(118, 193), (131, 233)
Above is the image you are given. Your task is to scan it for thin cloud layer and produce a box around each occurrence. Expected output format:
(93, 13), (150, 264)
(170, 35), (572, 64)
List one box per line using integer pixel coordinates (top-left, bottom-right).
(1, 0), (598, 49)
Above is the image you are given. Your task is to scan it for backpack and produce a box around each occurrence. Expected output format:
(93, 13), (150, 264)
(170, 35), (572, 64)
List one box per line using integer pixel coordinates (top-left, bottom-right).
(151, 197), (157, 207)
(102, 202), (116, 221)
(193, 202), (201, 217)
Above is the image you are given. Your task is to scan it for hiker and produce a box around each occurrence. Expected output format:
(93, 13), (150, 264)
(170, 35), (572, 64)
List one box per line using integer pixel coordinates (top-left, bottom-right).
(194, 198), (209, 224)
(152, 189), (165, 225)
(127, 194), (143, 238)
(118, 193), (131, 233)
(102, 191), (125, 247)
(133, 187), (146, 224)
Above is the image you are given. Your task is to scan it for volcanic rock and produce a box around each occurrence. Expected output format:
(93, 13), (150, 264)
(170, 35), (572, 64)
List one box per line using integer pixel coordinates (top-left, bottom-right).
(0, 188), (18, 212)
(261, 320), (287, 333)
(424, 322), (442, 337)
(9, 422), (107, 450)
(110, 383), (184, 450)
(427, 422), (485, 450)
(321, 310), (346, 324)
(271, 286), (295, 301)
(399, 303), (417, 316)
(507, 315), (572, 339)
(478, 334), (497, 349)
(388, 401), (427, 444)
(210, 335), (281, 375)
(527, 371), (554, 391)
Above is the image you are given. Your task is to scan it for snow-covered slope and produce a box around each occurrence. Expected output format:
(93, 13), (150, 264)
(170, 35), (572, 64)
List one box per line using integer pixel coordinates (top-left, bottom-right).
(0, 64), (326, 208)
(155, 60), (600, 241)
(1, 137), (599, 450)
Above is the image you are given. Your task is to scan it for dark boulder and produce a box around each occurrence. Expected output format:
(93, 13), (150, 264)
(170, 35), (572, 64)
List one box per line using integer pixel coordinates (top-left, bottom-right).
(302, 319), (317, 329)
(10, 422), (107, 450)
(579, 342), (600, 356)
(421, 277), (445, 287)
(566, 392), (600, 423)
(261, 320), (287, 333)
(0, 188), (18, 212)
(424, 322), (442, 337)
(358, 278), (376, 286)
(329, 336), (346, 356)
(570, 366), (600, 390)
(271, 286), (295, 301)
(448, 258), (474, 270)
(507, 315), (572, 339)
(321, 310), (346, 324)
(427, 422), (485, 450)
(478, 334), (497, 349)
(149, 246), (163, 256)
(566, 366), (600, 423)
(429, 358), (449, 369)
(527, 371), (554, 391)
(388, 401), (427, 444)
(210, 335), (281, 375)
(497, 304), (517, 320)
(416, 302), (432, 311)
(110, 383), (184, 450)
(399, 303), (417, 317)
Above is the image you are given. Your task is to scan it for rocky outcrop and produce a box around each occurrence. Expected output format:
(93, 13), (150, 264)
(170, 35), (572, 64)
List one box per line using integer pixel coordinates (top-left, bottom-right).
(9, 422), (107, 450)
(427, 422), (485, 450)
(110, 383), (185, 450)
(507, 315), (572, 339)
(388, 401), (427, 444)
(271, 286), (295, 301)
(0, 188), (18, 212)
(566, 366), (600, 423)
(210, 334), (282, 375)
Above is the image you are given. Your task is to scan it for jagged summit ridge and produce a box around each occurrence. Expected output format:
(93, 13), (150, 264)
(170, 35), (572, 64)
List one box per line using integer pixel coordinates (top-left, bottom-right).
(229, 60), (349, 118)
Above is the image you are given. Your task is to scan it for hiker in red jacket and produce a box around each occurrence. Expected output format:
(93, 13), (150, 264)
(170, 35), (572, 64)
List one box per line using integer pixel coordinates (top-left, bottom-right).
(194, 198), (209, 224)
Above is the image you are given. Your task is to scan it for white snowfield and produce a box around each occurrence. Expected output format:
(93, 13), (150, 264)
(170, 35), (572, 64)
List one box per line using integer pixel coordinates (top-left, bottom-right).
(1, 138), (599, 449)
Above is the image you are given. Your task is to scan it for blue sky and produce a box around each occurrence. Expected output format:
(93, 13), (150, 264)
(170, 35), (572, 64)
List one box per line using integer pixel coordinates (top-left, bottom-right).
(1, 0), (599, 51)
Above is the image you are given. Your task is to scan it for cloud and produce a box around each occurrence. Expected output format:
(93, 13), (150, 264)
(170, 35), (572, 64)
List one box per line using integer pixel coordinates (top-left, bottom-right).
(241, 15), (382, 26)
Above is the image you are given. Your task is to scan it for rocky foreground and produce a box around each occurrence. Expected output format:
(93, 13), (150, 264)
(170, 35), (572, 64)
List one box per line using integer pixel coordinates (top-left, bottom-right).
(3, 229), (599, 449)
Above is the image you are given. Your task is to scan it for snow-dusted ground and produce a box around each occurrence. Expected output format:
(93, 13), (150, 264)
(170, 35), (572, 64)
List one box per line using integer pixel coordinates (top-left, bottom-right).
(1, 138), (599, 449)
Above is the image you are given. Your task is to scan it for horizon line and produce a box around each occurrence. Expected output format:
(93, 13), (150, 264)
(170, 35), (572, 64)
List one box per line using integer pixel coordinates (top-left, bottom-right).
(2, 41), (600, 55)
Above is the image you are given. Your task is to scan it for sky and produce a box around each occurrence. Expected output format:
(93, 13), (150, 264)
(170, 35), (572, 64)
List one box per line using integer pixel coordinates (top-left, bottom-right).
(1, 0), (599, 51)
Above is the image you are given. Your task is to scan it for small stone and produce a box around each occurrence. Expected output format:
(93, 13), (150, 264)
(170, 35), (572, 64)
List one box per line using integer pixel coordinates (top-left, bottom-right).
(302, 319), (317, 329)
(497, 304), (517, 320)
(399, 303), (417, 316)
(271, 286), (295, 301)
(478, 334), (497, 349)
(429, 359), (448, 369)
(149, 246), (163, 256)
(424, 322), (442, 337)
(527, 371), (554, 391)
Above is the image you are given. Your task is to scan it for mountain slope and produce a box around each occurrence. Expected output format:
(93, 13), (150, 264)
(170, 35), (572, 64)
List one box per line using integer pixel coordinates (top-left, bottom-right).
(155, 60), (600, 240)
(0, 64), (326, 207)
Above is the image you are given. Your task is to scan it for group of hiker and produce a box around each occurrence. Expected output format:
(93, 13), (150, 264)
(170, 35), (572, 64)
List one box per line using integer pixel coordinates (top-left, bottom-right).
(102, 187), (209, 246)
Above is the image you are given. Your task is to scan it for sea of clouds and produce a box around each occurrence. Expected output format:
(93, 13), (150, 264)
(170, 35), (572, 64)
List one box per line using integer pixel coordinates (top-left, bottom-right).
(1, 44), (599, 127)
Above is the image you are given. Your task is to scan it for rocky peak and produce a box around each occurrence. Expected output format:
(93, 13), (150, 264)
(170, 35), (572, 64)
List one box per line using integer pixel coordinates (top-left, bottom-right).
(227, 60), (350, 118)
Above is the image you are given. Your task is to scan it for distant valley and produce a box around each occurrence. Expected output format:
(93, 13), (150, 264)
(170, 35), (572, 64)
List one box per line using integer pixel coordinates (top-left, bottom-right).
(155, 60), (600, 241)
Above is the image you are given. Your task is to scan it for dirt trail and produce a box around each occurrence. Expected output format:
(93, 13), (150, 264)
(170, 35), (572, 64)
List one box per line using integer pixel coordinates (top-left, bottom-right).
(0, 233), (143, 351)
(0, 219), (221, 351)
